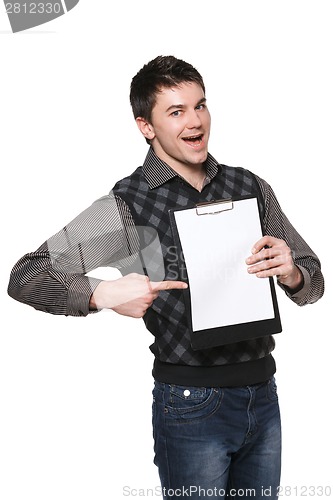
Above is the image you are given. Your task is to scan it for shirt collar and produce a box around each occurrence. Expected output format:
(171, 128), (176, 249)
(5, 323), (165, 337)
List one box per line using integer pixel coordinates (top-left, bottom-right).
(142, 147), (220, 189)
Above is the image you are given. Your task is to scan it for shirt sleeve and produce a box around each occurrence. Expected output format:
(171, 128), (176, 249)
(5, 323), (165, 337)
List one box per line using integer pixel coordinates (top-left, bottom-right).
(7, 193), (140, 316)
(255, 175), (324, 306)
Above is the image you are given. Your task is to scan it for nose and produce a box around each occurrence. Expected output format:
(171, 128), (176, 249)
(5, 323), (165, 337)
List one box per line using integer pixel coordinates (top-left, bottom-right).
(186, 109), (202, 129)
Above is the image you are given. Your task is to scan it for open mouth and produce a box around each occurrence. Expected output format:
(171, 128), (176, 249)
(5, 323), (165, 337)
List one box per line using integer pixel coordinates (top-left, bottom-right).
(182, 134), (204, 146)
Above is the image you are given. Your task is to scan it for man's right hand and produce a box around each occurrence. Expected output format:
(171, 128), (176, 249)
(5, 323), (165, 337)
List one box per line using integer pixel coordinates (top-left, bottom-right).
(89, 273), (188, 318)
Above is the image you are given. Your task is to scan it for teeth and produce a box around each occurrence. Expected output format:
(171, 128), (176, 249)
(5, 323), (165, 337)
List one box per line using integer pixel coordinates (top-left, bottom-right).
(183, 134), (202, 141)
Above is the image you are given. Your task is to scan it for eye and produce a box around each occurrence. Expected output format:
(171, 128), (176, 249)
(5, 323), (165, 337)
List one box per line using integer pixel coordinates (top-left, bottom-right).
(196, 103), (206, 111)
(171, 110), (182, 117)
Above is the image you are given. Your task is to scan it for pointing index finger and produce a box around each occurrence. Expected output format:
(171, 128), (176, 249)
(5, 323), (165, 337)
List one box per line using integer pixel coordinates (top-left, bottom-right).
(151, 280), (188, 292)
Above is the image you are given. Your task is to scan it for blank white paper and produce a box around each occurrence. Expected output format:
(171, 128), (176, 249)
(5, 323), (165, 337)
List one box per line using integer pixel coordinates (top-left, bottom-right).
(173, 198), (275, 332)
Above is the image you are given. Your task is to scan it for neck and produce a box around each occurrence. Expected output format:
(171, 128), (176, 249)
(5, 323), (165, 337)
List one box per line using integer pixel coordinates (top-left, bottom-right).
(151, 146), (208, 192)
(176, 164), (206, 192)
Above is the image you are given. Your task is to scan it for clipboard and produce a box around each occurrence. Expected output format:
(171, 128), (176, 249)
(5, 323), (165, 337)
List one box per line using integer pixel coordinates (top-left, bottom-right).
(169, 195), (282, 350)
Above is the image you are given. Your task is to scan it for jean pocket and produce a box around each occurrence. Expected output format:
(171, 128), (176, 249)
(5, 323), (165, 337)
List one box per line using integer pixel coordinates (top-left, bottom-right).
(266, 376), (279, 402)
(165, 384), (222, 422)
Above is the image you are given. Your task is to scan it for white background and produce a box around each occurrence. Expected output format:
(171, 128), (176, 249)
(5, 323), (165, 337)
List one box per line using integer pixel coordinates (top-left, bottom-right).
(0, 1), (332, 499)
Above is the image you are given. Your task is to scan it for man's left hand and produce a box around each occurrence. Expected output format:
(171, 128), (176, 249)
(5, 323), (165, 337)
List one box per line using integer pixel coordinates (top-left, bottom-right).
(246, 235), (304, 291)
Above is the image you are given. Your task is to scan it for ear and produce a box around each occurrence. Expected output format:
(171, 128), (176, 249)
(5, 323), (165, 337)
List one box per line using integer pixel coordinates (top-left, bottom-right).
(135, 117), (155, 141)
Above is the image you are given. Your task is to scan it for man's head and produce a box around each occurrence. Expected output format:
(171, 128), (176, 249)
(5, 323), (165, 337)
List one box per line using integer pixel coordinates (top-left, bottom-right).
(130, 56), (211, 172)
(130, 55), (205, 123)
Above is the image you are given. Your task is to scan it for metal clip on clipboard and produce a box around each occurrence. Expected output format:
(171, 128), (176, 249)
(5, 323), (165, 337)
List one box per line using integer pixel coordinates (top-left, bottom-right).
(195, 199), (234, 216)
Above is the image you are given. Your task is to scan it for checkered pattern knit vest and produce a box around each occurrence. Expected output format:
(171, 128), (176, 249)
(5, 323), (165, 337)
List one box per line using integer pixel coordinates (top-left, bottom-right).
(112, 164), (275, 367)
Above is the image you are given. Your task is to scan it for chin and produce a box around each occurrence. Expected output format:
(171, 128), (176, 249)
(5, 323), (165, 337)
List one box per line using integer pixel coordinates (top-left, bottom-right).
(192, 150), (208, 164)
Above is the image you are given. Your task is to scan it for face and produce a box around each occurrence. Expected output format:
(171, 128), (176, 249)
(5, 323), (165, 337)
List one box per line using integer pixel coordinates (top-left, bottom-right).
(137, 82), (211, 172)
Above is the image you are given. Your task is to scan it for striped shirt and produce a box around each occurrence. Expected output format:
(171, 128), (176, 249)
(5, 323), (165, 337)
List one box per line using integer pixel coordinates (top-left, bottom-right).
(8, 148), (324, 386)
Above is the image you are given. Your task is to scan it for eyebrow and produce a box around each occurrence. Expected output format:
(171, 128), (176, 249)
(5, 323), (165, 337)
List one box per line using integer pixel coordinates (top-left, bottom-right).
(165, 97), (207, 113)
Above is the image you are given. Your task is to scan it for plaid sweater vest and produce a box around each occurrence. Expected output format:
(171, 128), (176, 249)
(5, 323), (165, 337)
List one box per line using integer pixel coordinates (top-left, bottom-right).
(112, 164), (275, 367)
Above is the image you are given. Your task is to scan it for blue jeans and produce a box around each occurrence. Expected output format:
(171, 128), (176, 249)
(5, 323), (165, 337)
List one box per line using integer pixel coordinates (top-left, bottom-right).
(152, 378), (281, 499)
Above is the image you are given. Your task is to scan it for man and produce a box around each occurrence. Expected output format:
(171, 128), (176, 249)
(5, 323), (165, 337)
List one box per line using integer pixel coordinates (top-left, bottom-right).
(8, 56), (324, 499)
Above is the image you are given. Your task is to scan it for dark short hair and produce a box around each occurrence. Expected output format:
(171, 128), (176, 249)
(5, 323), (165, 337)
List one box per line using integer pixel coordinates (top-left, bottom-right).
(130, 55), (205, 122)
